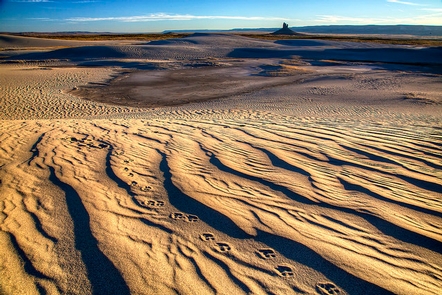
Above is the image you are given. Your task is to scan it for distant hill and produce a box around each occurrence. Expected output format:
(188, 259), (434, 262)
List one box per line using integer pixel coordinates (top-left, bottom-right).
(166, 25), (442, 37)
(292, 25), (442, 36)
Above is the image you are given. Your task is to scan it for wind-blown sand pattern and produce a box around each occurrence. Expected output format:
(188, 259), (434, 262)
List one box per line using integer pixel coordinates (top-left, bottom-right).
(1, 33), (441, 295)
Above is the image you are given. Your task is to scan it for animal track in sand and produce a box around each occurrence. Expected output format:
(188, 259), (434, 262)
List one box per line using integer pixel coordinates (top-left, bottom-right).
(170, 212), (199, 222)
(200, 233), (215, 241)
(316, 282), (341, 295)
(257, 248), (276, 259)
(140, 185), (151, 191)
(170, 212), (187, 220)
(275, 265), (294, 277)
(187, 214), (199, 222)
(147, 200), (164, 207)
(135, 198), (164, 208)
(215, 242), (231, 252)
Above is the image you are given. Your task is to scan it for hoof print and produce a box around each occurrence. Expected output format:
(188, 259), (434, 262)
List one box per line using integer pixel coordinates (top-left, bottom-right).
(156, 200), (164, 206)
(257, 248), (276, 259)
(276, 265), (294, 277)
(316, 282), (341, 295)
(124, 167), (129, 172)
(131, 181), (138, 187)
(128, 172), (134, 177)
(187, 214), (199, 222)
(200, 233), (215, 241)
(215, 242), (231, 252)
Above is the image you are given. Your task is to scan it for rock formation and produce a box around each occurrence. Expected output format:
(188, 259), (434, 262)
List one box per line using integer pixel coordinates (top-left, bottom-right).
(272, 23), (300, 35)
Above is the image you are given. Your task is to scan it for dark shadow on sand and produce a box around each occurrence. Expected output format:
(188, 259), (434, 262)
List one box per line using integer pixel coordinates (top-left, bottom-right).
(255, 230), (395, 295)
(9, 46), (127, 62)
(275, 39), (328, 47)
(8, 232), (51, 281)
(105, 149), (135, 197)
(158, 151), (251, 239)
(227, 47), (442, 73)
(78, 60), (162, 70)
(48, 166), (131, 295)
(335, 169), (442, 219)
(203, 146), (442, 253)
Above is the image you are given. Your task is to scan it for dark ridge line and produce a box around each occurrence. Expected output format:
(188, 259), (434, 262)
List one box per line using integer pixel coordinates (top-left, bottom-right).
(255, 230), (395, 295)
(254, 145), (310, 177)
(373, 141), (442, 171)
(395, 173), (442, 196)
(28, 132), (45, 165)
(134, 133), (163, 144)
(341, 145), (442, 194)
(8, 232), (52, 281)
(343, 145), (399, 166)
(404, 140), (442, 159)
(48, 166), (131, 295)
(339, 177), (442, 219)
(362, 213), (442, 254)
(364, 145), (442, 177)
(140, 217), (173, 234)
(261, 149), (442, 252)
(36, 283), (48, 295)
(105, 148), (135, 197)
(233, 127), (325, 162)
(27, 210), (57, 243)
(104, 148), (148, 216)
(200, 144), (319, 207)
(204, 146), (442, 253)
(187, 254), (217, 294)
(203, 251), (252, 294)
(158, 150), (251, 239)
(320, 215), (368, 233)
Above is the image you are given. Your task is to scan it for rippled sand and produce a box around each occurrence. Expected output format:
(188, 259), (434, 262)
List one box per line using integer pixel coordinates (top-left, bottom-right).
(0, 34), (441, 295)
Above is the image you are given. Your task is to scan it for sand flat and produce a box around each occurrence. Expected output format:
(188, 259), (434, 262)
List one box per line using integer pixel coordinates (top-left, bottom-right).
(0, 33), (441, 295)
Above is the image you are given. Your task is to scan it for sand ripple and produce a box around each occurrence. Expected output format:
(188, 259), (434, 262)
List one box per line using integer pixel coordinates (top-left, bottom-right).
(0, 111), (441, 294)
(1, 33), (442, 295)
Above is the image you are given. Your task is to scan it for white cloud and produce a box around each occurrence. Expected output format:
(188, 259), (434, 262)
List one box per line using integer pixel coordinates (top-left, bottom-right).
(8, 0), (52, 2)
(316, 15), (381, 24)
(66, 13), (287, 23)
(316, 13), (442, 25)
(8, 0), (97, 2)
(386, 0), (423, 6)
(421, 8), (442, 12)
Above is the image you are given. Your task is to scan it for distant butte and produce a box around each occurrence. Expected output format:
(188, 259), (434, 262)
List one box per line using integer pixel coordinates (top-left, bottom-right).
(272, 23), (302, 35)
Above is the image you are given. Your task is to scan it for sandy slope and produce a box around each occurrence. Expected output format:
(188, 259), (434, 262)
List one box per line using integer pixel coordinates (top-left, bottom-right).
(0, 34), (441, 295)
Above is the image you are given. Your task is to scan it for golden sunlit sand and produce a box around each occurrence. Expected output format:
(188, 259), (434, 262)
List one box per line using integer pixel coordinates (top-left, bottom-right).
(0, 33), (441, 295)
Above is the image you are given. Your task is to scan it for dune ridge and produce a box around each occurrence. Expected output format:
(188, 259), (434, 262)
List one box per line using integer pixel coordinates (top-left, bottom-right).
(1, 34), (441, 295)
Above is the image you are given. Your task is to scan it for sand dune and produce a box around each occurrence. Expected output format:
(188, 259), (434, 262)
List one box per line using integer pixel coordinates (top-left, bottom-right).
(0, 34), (441, 295)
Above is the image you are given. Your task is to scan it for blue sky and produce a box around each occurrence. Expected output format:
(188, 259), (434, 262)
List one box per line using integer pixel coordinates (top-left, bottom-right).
(1, 0), (441, 32)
